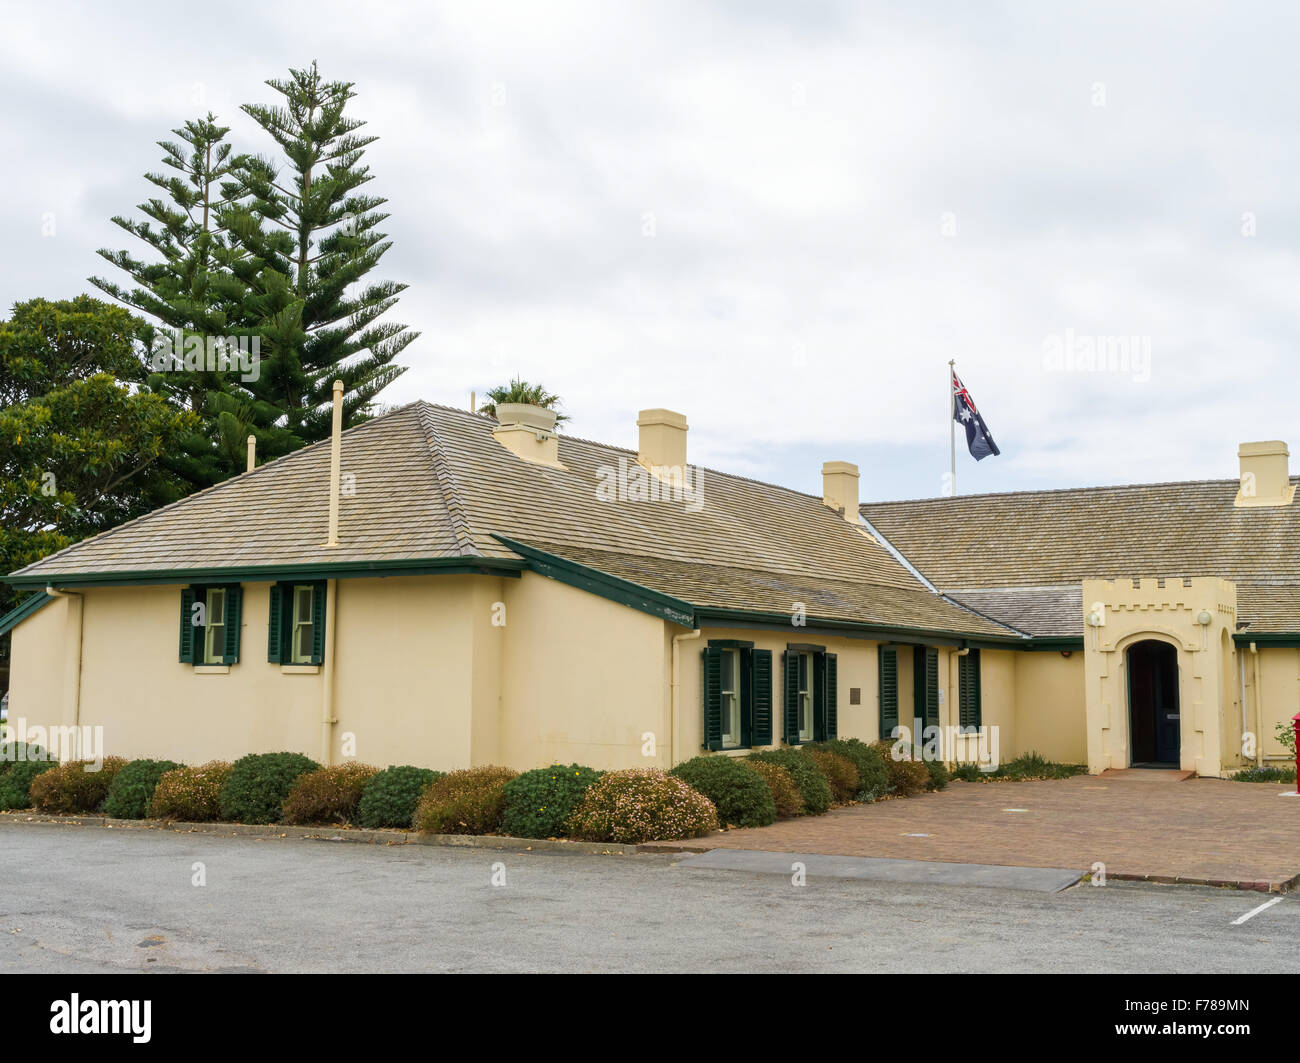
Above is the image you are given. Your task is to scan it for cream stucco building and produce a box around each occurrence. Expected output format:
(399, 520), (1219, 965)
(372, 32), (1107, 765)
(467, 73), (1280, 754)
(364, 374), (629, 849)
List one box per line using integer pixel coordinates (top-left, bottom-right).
(4, 401), (1297, 779)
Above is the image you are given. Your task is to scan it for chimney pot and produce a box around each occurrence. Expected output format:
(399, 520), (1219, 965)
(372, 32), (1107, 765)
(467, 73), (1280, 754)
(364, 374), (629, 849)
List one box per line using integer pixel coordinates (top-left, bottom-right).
(1235, 440), (1295, 507)
(637, 408), (688, 471)
(492, 403), (562, 466)
(822, 460), (860, 520)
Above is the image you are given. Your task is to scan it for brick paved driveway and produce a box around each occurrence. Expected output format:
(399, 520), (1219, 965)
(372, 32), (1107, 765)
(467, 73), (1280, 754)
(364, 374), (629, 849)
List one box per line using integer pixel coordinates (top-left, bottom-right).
(643, 776), (1300, 891)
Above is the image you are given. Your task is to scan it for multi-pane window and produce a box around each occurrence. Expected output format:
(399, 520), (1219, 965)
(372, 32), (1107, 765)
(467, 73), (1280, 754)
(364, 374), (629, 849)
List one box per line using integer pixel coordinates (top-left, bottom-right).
(203, 588), (226, 664)
(291, 585), (316, 664)
(783, 646), (838, 745)
(797, 652), (814, 742)
(719, 648), (741, 748)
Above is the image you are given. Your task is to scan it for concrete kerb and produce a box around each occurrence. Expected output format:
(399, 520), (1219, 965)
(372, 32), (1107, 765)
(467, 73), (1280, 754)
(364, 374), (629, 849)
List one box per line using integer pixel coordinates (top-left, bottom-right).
(0, 812), (645, 856)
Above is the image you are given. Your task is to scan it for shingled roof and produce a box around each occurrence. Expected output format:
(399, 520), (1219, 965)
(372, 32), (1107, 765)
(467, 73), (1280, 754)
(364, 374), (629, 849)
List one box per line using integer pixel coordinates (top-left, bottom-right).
(862, 480), (1300, 636)
(9, 402), (1015, 640)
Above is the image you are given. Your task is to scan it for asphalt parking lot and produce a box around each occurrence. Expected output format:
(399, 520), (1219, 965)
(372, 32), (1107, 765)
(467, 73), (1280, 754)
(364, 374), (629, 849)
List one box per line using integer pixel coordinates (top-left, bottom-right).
(0, 824), (1296, 973)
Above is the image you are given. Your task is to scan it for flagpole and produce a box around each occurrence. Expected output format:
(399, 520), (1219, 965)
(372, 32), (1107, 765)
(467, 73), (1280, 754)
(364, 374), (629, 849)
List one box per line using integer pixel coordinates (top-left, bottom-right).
(948, 359), (956, 497)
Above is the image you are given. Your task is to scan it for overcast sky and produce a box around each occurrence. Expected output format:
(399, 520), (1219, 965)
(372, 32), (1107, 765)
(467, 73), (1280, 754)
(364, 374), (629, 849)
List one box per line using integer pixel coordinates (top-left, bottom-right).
(3, 0), (1297, 501)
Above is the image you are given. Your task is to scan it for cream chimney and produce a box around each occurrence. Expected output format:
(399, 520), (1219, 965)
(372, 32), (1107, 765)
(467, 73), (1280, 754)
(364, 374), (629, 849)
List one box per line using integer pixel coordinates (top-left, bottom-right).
(822, 461), (859, 520)
(492, 403), (562, 467)
(246, 434), (256, 473)
(1235, 440), (1295, 507)
(637, 409), (688, 471)
(324, 380), (343, 546)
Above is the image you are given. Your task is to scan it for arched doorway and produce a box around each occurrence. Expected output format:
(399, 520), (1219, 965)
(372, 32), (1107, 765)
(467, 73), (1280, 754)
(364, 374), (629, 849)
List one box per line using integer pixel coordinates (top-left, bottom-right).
(1127, 639), (1180, 767)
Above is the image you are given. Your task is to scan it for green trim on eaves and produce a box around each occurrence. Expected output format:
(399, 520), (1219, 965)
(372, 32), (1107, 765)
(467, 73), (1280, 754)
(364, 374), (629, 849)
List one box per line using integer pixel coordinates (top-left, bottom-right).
(6, 557), (527, 590)
(691, 606), (1029, 648)
(492, 535), (697, 628)
(1234, 632), (1300, 647)
(0, 591), (54, 636)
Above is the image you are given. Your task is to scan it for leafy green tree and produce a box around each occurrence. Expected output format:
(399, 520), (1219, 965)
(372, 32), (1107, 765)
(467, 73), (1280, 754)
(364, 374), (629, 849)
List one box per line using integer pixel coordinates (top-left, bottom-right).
(226, 61), (417, 441)
(478, 376), (569, 426)
(0, 297), (198, 626)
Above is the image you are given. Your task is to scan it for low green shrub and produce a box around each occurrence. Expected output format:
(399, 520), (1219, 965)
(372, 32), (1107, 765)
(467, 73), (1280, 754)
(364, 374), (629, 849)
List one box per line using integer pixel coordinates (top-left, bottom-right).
(0, 743), (57, 810)
(103, 759), (182, 819)
(924, 758), (950, 791)
(357, 765), (443, 829)
(28, 757), (129, 814)
(745, 759), (803, 818)
(282, 763), (378, 825)
(805, 749), (859, 805)
(1232, 765), (1297, 783)
(670, 756), (776, 828)
(502, 763), (602, 838)
(806, 738), (889, 800)
(746, 749), (832, 815)
(566, 768), (718, 843)
(870, 741), (930, 797)
(413, 766), (517, 835)
(149, 761), (233, 821)
(219, 752), (321, 824)
(950, 752), (1088, 782)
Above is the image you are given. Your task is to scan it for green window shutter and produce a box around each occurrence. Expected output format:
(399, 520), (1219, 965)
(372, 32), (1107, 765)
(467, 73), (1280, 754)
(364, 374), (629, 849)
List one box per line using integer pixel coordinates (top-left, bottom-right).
(878, 646), (898, 739)
(267, 584), (284, 663)
(221, 585), (242, 664)
(179, 587), (196, 664)
(702, 647), (723, 751)
(310, 582), (327, 665)
(783, 650), (800, 744)
(959, 649), (982, 729)
(915, 646), (939, 729)
(824, 653), (838, 740)
(751, 649), (773, 745)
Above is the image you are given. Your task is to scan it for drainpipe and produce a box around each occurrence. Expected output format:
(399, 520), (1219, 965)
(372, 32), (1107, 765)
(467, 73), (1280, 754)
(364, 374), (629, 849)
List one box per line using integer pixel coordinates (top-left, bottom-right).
(44, 586), (83, 730)
(1239, 651), (1249, 761)
(319, 578), (338, 766)
(670, 628), (702, 767)
(1250, 641), (1263, 767)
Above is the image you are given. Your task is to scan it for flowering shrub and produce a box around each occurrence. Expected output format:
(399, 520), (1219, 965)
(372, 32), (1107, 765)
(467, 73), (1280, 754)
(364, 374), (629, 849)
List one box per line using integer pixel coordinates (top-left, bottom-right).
(149, 761), (233, 821)
(669, 756), (775, 828)
(219, 752), (321, 824)
(413, 766), (518, 835)
(744, 760), (803, 818)
(28, 757), (129, 814)
(501, 763), (601, 839)
(566, 768), (718, 843)
(746, 749), (831, 814)
(870, 741), (930, 796)
(0, 743), (57, 810)
(357, 765), (442, 829)
(282, 763), (378, 825)
(103, 759), (183, 819)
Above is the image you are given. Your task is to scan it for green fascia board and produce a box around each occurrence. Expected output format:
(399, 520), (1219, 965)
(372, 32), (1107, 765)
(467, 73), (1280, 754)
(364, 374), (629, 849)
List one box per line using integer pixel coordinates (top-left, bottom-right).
(493, 535), (697, 628)
(0, 591), (54, 636)
(6, 556), (526, 590)
(1019, 636), (1086, 652)
(1234, 632), (1300, 647)
(692, 606), (1029, 648)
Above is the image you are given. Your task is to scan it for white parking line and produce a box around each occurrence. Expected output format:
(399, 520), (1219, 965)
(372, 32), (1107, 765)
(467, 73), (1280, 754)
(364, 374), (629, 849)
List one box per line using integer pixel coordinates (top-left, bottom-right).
(1231, 896), (1284, 925)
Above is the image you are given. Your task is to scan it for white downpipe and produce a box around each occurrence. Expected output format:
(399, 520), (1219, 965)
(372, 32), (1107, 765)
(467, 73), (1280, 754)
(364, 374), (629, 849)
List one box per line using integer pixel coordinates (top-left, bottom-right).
(670, 628), (702, 767)
(320, 578), (339, 766)
(44, 586), (83, 730)
(1250, 642), (1263, 768)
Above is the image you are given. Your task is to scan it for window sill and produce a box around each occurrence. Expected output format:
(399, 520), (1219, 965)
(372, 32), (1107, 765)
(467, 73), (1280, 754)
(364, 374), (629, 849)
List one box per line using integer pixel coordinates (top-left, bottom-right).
(280, 664), (321, 675)
(194, 665), (230, 675)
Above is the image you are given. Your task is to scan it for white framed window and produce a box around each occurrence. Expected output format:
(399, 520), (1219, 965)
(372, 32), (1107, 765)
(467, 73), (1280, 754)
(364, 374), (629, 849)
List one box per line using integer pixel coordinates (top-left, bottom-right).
(203, 587), (226, 664)
(290, 585), (315, 664)
(798, 651), (814, 742)
(720, 648), (741, 748)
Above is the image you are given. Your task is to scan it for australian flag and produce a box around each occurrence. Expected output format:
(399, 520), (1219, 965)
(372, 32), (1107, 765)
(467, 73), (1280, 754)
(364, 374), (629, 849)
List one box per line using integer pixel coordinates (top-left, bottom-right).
(952, 370), (1000, 461)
